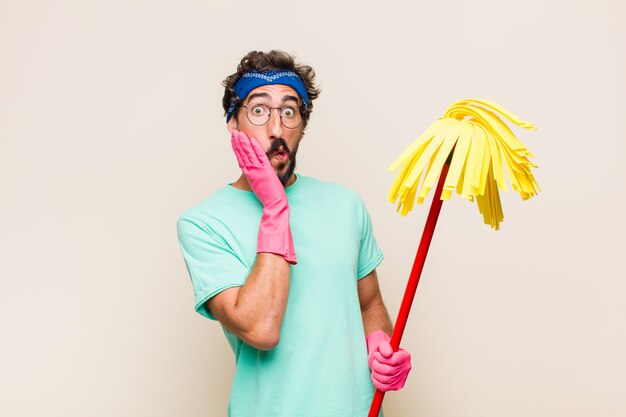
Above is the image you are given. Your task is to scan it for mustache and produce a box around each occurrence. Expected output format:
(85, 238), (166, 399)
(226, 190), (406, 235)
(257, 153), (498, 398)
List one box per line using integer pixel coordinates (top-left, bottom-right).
(266, 138), (291, 157)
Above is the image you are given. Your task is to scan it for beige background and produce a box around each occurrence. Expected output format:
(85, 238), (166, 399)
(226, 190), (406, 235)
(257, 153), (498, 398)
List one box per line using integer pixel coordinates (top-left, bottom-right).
(1, 0), (625, 416)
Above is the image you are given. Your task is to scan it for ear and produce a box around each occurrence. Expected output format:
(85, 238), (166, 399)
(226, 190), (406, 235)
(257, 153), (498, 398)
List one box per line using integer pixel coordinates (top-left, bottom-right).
(227, 116), (237, 133)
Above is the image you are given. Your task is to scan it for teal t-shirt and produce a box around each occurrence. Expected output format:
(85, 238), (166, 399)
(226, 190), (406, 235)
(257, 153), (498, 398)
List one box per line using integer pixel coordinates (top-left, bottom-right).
(177, 174), (384, 417)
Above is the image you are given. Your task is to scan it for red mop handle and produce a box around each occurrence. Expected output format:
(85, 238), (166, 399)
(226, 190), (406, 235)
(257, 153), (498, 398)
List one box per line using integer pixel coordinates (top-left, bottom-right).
(368, 163), (450, 417)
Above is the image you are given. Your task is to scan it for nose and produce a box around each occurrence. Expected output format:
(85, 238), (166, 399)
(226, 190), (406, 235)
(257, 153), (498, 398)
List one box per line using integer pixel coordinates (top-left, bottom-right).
(266, 108), (284, 140)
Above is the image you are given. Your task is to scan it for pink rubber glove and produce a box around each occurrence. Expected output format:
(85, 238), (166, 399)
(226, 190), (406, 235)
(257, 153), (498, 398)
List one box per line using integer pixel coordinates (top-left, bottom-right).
(366, 330), (412, 391)
(231, 130), (297, 264)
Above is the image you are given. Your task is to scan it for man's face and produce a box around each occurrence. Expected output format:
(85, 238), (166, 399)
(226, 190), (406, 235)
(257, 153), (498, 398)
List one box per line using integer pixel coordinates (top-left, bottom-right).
(228, 84), (305, 186)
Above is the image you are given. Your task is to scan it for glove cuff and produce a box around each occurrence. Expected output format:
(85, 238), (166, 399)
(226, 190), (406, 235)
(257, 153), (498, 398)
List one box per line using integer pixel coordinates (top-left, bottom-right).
(257, 205), (297, 265)
(366, 330), (390, 352)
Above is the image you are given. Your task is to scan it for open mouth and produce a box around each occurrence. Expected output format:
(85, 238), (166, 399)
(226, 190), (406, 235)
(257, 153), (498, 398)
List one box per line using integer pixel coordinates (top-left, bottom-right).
(272, 146), (289, 161)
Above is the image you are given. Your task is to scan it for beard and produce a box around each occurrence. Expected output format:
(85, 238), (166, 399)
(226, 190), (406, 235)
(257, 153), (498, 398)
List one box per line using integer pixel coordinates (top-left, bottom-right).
(267, 138), (298, 186)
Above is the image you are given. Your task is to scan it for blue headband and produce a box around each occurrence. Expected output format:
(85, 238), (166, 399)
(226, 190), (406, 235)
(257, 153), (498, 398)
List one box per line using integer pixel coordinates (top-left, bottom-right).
(226, 70), (309, 121)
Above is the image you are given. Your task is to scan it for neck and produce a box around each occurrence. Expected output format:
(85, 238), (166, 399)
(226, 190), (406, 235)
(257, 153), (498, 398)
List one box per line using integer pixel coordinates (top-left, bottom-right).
(231, 173), (297, 191)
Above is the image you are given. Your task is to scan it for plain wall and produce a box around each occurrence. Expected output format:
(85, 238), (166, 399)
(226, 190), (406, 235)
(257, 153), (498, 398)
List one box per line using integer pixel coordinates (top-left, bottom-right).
(1, 0), (625, 416)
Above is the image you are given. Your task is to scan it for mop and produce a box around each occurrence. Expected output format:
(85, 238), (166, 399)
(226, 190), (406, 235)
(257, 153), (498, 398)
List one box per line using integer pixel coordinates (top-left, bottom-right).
(369, 98), (540, 416)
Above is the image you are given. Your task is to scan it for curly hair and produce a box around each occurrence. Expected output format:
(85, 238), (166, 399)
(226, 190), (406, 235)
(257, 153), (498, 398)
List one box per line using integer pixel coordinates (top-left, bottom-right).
(222, 50), (321, 129)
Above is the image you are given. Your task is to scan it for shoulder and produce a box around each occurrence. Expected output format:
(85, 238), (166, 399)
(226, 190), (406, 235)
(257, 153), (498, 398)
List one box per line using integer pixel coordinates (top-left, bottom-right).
(296, 175), (363, 202)
(292, 175), (370, 224)
(177, 185), (254, 234)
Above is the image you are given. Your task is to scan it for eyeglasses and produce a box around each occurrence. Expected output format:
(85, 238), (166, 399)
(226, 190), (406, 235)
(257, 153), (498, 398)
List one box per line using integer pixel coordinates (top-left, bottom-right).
(241, 103), (303, 129)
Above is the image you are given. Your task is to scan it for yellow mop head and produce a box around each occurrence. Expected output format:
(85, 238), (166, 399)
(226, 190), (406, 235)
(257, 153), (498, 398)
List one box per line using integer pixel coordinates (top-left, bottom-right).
(387, 98), (540, 230)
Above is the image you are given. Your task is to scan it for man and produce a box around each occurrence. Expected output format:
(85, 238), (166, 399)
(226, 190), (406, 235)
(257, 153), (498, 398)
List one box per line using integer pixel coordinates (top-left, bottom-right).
(177, 50), (411, 417)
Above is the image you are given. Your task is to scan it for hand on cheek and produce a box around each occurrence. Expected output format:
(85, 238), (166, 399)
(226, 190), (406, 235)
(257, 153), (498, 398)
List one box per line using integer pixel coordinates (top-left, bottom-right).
(230, 129), (296, 263)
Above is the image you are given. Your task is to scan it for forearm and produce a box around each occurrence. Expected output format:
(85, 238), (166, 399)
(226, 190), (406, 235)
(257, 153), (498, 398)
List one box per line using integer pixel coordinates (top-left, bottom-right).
(361, 299), (393, 337)
(358, 271), (393, 337)
(234, 253), (290, 341)
(208, 252), (290, 350)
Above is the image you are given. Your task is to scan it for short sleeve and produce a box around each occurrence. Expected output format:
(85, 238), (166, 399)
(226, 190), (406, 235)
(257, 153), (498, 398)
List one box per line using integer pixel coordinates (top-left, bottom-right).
(177, 215), (249, 320)
(354, 194), (384, 279)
